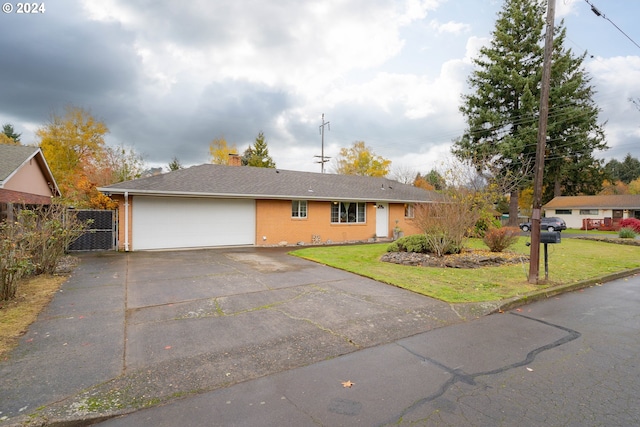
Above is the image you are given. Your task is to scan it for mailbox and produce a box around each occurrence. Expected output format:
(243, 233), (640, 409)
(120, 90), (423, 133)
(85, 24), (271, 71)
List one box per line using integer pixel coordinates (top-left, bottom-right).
(540, 231), (561, 244)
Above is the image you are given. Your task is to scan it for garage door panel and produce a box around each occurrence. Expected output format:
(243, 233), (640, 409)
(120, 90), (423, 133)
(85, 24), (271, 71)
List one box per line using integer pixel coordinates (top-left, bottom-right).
(132, 197), (255, 250)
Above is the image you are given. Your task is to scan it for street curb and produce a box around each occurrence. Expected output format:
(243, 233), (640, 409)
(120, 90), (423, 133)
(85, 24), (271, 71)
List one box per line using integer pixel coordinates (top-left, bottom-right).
(494, 267), (640, 313)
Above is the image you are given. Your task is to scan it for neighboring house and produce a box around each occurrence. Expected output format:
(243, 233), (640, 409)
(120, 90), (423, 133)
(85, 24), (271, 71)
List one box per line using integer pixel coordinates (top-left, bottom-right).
(543, 195), (640, 230)
(99, 164), (438, 251)
(0, 145), (60, 221)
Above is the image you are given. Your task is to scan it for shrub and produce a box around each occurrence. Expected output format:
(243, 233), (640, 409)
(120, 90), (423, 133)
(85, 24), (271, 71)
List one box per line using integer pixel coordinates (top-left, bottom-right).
(618, 227), (637, 239)
(387, 234), (429, 253)
(0, 204), (88, 300)
(472, 211), (502, 238)
(412, 197), (479, 257)
(482, 226), (520, 252)
(619, 218), (640, 233)
(18, 206), (87, 275)
(0, 220), (32, 300)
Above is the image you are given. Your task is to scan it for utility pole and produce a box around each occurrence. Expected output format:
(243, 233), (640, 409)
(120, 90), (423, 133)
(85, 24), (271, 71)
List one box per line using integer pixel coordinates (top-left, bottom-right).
(315, 113), (330, 173)
(528, 0), (556, 284)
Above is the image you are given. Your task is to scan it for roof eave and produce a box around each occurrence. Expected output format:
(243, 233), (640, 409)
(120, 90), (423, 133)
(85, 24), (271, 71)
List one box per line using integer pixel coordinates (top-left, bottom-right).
(97, 187), (432, 204)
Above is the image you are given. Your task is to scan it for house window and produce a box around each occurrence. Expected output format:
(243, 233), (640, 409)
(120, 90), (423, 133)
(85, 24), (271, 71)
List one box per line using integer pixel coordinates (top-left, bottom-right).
(292, 200), (307, 218)
(579, 209), (598, 215)
(404, 203), (414, 218)
(331, 202), (366, 223)
(555, 209), (571, 215)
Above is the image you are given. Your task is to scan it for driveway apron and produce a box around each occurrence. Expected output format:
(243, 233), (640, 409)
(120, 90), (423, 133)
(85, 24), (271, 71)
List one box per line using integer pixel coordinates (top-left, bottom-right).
(0, 247), (478, 424)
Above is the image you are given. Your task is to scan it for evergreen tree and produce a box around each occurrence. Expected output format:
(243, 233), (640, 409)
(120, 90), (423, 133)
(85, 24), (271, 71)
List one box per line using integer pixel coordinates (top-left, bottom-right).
(168, 156), (183, 171)
(542, 24), (607, 201)
(617, 153), (640, 184)
(452, 0), (544, 225)
(242, 132), (276, 168)
(453, 0), (607, 223)
(2, 124), (21, 144)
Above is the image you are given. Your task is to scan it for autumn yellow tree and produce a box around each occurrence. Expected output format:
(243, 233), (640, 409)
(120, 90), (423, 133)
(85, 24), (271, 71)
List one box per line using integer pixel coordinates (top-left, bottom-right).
(209, 136), (238, 165)
(413, 175), (435, 191)
(0, 133), (19, 145)
(628, 177), (640, 195)
(334, 141), (391, 177)
(599, 180), (629, 195)
(518, 187), (534, 218)
(37, 106), (110, 206)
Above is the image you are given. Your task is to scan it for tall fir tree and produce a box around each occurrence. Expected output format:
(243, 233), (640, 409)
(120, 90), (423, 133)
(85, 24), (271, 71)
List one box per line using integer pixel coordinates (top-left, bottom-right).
(453, 0), (544, 224)
(453, 0), (606, 223)
(543, 23), (607, 201)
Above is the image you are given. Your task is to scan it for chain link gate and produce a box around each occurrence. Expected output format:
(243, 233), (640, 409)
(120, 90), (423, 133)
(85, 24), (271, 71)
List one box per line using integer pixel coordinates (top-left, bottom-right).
(67, 209), (117, 251)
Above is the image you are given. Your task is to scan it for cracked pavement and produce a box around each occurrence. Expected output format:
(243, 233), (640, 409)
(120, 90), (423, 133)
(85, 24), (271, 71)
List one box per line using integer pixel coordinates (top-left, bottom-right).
(98, 275), (640, 427)
(2, 248), (638, 426)
(1, 247), (488, 426)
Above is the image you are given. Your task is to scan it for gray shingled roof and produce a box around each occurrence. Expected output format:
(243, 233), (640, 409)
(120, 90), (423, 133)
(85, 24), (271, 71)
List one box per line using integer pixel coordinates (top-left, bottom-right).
(0, 145), (60, 196)
(100, 164), (439, 203)
(544, 195), (640, 209)
(0, 145), (40, 182)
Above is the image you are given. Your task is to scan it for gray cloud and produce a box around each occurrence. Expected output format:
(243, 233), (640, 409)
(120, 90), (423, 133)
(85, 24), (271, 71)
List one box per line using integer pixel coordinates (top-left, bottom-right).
(0, 0), (638, 176)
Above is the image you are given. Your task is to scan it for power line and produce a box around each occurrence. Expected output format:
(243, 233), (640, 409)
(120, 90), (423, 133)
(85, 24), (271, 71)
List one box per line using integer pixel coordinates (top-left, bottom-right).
(584, 0), (640, 51)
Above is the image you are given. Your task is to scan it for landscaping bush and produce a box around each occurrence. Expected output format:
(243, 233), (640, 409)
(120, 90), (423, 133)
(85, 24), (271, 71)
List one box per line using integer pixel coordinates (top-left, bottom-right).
(19, 206), (87, 275)
(0, 205), (88, 300)
(387, 234), (429, 253)
(412, 199), (478, 257)
(472, 211), (502, 238)
(0, 220), (32, 300)
(482, 226), (520, 252)
(618, 227), (637, 239)
(619, 218), (640, 233)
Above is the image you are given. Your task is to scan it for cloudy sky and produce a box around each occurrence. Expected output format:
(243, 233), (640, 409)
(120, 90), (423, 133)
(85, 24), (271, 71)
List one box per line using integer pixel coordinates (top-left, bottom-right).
(1, 0), (639, 175)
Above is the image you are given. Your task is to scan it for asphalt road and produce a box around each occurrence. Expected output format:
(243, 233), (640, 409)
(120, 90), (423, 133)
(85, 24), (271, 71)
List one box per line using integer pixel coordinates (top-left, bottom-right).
(96, 273), (640, 426)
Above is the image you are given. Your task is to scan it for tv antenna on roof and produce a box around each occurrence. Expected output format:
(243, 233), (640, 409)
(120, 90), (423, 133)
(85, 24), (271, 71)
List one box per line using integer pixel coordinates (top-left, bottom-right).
(314, 113), (331, 173)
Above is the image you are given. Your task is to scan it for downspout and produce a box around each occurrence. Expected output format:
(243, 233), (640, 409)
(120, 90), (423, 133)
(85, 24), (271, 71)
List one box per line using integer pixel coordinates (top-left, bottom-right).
(124, 191), (130, 252)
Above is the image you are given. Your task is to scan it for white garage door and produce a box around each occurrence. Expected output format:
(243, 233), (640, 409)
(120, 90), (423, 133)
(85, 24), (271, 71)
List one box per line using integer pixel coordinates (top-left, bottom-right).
(132, 196), (255, 250)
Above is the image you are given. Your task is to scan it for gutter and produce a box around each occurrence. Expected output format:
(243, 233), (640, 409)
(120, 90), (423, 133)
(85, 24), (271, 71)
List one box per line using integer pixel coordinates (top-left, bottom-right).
(96, 188), (432, 204)
(124, 191), (129, 252)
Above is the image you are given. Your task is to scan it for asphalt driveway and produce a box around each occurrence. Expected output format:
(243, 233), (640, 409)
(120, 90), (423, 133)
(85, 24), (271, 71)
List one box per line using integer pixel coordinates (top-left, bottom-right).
(0, 247), (492, 425)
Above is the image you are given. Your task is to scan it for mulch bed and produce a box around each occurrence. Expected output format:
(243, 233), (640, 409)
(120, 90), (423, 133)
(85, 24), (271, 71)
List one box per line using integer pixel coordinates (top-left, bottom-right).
(380, 249), (529, 269)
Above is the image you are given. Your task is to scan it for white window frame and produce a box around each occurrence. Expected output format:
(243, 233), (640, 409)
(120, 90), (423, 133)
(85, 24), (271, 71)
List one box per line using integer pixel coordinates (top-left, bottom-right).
(330, 201), (366, 224)
(292, 200), (308, 218)
(404, 203), (414, 218)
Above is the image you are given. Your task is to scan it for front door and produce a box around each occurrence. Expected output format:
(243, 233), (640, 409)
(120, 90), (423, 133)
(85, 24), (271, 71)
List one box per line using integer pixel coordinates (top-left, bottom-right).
(375, 203), (389, 238)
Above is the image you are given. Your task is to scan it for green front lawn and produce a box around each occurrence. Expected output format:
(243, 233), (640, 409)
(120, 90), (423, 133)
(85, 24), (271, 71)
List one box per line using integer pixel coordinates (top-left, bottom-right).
(291, 238), (640, 303)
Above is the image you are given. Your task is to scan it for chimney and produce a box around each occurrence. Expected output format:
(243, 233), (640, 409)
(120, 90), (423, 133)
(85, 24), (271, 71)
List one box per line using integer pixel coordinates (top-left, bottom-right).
(228, 153), (241, 167)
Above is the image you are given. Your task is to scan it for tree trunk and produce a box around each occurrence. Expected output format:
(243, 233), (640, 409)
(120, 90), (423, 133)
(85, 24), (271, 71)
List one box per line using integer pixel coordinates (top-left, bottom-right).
(554, 178), (562, 197)
(508, 190), (519, 226)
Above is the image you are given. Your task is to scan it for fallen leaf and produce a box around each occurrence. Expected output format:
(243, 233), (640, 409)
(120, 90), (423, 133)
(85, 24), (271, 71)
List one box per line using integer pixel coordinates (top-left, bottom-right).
(341, 380), (354, 388)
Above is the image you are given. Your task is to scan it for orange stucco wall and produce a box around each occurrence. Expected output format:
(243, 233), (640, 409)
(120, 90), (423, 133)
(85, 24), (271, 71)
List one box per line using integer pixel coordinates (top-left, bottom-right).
(109, 194), (423, 250)
(255, 199), (421, 246)
(388, 203), (422, 236)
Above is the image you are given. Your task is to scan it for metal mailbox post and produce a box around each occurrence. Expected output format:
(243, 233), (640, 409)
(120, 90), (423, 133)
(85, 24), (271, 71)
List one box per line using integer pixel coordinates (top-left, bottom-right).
(540, 231), (561, 280)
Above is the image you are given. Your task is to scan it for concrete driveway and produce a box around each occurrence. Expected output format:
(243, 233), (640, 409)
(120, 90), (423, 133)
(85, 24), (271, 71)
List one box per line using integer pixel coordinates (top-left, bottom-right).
(1, 247), (490, 425)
